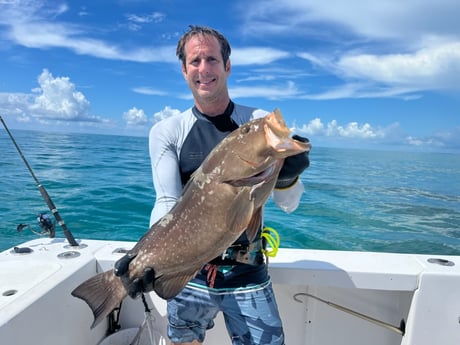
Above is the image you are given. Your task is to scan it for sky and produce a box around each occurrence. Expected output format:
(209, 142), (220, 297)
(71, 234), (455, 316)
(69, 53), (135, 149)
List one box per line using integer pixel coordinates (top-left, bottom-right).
(0, 0), (459, 152)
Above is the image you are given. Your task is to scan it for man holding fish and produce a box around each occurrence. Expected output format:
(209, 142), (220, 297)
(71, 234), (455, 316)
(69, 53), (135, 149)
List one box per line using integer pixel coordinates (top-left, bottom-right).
(74, 25), (310, 344)
(143, 25), (310, 345)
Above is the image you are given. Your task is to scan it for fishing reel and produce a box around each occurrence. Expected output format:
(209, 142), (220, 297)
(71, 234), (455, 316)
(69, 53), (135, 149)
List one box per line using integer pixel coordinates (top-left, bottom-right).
(17, 213), (56, 238)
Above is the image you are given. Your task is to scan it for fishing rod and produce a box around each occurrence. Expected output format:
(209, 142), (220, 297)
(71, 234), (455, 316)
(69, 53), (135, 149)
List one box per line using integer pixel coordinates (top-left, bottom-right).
(1, 115), (79, 247)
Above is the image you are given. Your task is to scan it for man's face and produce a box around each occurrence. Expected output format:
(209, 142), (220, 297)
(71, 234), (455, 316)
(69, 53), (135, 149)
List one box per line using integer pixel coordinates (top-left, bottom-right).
(182, 34), (231, 106)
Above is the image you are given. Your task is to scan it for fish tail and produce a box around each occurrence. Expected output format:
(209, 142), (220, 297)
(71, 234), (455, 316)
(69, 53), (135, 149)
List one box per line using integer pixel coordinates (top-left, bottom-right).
(71, 269), (127, 328)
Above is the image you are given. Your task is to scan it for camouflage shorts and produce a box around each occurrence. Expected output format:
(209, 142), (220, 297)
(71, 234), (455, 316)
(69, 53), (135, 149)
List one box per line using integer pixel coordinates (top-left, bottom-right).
(167, 280), (284, 344)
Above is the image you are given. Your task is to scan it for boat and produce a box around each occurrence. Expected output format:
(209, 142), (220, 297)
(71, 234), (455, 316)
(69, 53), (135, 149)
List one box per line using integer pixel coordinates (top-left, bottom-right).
(1, 236), (459, 345)
(1, 118), (459, 344)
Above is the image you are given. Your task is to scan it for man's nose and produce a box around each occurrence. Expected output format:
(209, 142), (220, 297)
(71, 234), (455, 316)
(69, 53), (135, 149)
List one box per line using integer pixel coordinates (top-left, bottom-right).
(198, 60), (210, 73)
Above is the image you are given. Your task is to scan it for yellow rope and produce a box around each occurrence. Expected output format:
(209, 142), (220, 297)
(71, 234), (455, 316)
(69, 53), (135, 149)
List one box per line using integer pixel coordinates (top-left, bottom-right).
(261, 226), (280, 257)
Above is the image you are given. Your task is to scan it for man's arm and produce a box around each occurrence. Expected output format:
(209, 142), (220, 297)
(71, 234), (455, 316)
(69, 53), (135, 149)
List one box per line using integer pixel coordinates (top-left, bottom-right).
(148, 120), (184, 226)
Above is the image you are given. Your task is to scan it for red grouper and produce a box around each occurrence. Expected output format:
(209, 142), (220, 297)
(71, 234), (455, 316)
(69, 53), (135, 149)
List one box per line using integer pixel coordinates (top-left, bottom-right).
(72, 108), (311, 328)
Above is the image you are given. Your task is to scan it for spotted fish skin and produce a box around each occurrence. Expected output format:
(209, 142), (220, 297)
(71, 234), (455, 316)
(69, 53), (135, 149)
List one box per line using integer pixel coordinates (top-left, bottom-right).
(71, 108), (311, 328)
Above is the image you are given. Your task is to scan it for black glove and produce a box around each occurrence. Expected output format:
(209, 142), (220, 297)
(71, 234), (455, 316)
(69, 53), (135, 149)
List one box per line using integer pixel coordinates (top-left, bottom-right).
(275, 135), (310, 189)
(114, 253), (155, 299)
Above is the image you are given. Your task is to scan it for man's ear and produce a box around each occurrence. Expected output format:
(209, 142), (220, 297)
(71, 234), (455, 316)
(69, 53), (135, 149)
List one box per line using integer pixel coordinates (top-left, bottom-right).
(181, 63), (187, 79)
(225, 59), (231, 73)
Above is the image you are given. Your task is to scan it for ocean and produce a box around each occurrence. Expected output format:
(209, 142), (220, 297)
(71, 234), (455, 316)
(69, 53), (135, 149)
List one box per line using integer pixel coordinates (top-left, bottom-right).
(1, 129), (459, 255)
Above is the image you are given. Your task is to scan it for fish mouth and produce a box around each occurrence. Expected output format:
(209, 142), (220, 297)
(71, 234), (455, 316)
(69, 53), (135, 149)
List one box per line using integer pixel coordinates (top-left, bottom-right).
(225, 158), (280, 188)
(264, 109), (311, 156)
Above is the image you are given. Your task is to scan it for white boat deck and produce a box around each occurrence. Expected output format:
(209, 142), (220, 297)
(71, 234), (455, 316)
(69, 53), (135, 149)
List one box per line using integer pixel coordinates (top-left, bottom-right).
(1, 238), (459, 345)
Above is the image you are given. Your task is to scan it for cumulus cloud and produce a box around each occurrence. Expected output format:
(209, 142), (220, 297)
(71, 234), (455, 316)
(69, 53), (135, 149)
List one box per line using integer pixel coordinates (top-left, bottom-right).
(29, 69), (91, 120)
(294, 118), (388, 139)
(293, 117), (460, 150)
(0, 92), (33, 120)
(0, 69), (105, 124)
(153, 106), (181, 123)
(0, 0), (458, 147)
(123, 107), (148, 126)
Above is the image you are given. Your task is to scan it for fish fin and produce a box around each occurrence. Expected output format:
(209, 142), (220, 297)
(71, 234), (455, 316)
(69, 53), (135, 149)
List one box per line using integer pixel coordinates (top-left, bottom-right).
(154, 269), (200, 299)
(227, 190), (255, 235)
(71, 269), (127, 329)
(245, 207), (263, 243)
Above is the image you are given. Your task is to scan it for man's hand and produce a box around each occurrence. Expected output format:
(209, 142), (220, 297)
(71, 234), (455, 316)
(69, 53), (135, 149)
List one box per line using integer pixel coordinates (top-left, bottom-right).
(275, 135), (310, 189)
(114, 253), (156, 299)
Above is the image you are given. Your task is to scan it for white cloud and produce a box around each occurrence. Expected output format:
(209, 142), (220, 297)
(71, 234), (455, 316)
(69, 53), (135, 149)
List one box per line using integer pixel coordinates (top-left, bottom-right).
(406, 136), (431, 147)
(123, 107), (148, 126)
(9, 19), (176, 62)
(153, 106), (181, 123)
(124, 12), (166, 31)
(126, 12), (165, 24)
(241, 0), (460, 44)
(29, 69), (91, 120)
(328, 120), (385, 139)
(294, 118), (387, 139)
(230, 81), (299, 99)
(0, 92), (32, 119)
(405, 126), (460, 149)
(0, 69), (105, 124)
(0, 1), (176, 63)
(295, 41), (460, 99)
(293, 118), (460, 150)
(132, 87), (168, 96)
(241, 0), (460, 97)
(231, 47), (290, 65)
(337, 42), (460, 91)
(297, 83), (423, 101)
(236, 66), (313, 83)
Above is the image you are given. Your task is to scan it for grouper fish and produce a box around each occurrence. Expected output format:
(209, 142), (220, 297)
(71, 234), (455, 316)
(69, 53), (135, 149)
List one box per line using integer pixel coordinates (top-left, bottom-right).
(71, 108), (311, 328)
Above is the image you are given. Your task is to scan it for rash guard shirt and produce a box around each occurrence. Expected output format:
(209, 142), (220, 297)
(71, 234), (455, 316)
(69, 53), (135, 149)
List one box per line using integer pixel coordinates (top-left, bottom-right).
(148, 102), (305, 289)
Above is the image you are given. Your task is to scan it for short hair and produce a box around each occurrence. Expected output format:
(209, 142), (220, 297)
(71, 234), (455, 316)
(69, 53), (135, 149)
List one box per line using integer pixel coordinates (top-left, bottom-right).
(176, 25), (231, 68)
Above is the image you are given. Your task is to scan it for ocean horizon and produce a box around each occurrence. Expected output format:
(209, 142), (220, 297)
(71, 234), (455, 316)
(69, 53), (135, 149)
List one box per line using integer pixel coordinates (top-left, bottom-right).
(1, 129), (459, 255)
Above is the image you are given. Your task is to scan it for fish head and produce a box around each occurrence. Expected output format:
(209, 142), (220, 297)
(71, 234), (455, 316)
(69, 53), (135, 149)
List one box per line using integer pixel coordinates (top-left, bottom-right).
(201, 108), (311, 185)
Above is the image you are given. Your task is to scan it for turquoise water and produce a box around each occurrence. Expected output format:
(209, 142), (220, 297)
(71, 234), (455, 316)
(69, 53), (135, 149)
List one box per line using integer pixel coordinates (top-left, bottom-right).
(1, 129), (459, 255)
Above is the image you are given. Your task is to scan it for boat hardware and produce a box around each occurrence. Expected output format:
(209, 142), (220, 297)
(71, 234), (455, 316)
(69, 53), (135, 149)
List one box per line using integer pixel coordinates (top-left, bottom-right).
(427, 258), (455, 266)
(11, 246), (33, 255)
(1, 115), (80, 247)
(113, 247), (131, 254)
(57, 251), (81, 259)
(293, 292), (406, 336)
(2, 289), (18, 297)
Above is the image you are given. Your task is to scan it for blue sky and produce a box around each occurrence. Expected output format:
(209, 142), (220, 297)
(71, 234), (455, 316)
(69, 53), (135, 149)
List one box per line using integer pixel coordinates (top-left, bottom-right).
(0, 0), (459, 152)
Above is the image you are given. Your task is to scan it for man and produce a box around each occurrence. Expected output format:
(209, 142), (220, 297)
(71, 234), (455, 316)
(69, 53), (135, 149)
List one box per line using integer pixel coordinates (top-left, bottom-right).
(117, 25), (310, 345)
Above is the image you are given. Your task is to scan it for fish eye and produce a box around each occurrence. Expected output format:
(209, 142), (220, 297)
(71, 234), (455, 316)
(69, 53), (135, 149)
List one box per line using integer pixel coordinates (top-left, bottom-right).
(240, 125), (251, 134)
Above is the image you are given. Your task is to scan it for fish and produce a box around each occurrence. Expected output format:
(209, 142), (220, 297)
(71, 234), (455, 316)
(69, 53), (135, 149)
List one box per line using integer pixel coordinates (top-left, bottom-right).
(71, 108), (311, 328)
